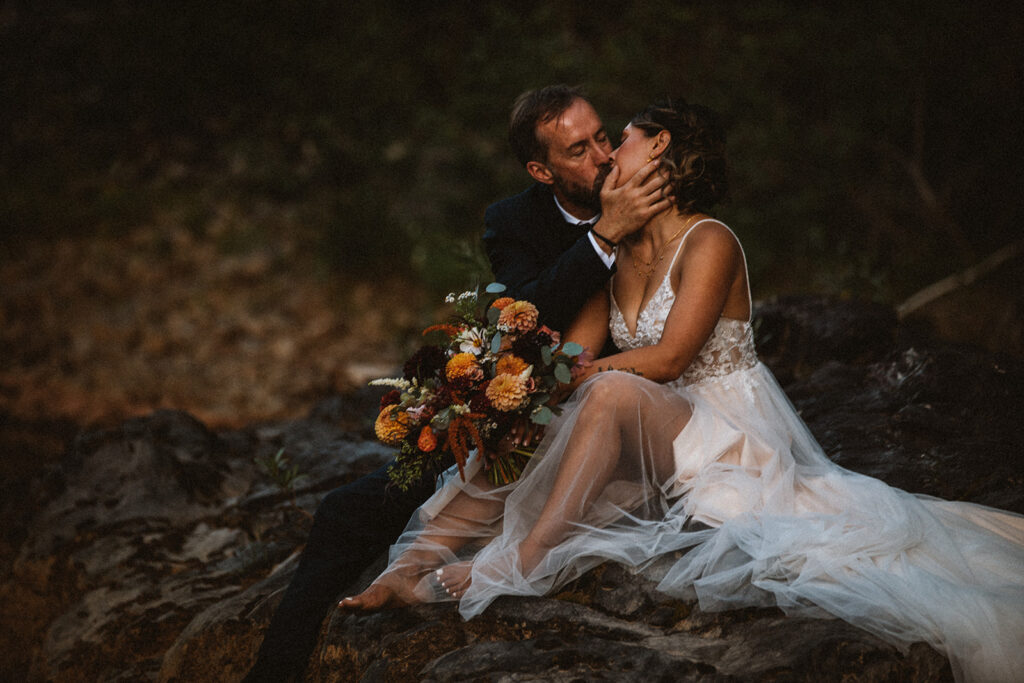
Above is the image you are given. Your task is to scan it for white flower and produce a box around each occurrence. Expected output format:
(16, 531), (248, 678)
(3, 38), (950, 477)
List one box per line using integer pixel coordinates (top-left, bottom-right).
(457, 327), (487, 355)
(445, 293), (456, 303)
(369, 377), (412, 390)
(406, 404), (432, 420)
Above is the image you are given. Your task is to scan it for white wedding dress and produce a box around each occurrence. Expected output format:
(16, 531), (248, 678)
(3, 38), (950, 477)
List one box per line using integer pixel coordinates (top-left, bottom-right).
(373, 222), (1024, 683)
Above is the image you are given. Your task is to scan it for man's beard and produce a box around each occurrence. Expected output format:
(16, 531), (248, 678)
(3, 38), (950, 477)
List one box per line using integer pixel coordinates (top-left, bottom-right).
(552, 163), (612, 214)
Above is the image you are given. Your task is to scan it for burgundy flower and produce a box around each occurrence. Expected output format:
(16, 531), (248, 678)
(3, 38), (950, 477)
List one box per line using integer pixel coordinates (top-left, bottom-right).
(380, 389), (401, 410)
(403, 345), (447, 382)
(469, 385), (493, 413)
(537, 325), (559, 346)
(446, 376), (474, 397)
(510, 332), (545, 367)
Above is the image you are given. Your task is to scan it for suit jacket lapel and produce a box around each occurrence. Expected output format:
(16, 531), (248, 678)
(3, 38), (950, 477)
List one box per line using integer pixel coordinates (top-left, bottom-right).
(529, 184), (588, 256)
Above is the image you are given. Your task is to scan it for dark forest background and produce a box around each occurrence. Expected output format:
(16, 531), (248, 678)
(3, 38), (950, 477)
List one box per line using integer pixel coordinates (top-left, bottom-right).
(1, 1), (1022, 435)
(5, 1), (1021, 293)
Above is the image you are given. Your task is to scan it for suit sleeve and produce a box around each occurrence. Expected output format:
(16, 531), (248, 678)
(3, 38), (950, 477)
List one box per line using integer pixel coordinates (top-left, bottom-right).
(484, 203), (613, 333)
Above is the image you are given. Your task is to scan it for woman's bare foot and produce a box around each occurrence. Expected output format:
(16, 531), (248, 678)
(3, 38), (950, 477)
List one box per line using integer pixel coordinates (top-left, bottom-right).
(337, 583), (408, 612)
(435, 561), (473, 599)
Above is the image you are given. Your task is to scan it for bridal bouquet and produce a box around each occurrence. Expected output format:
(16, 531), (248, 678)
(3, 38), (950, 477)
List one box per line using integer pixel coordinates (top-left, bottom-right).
(371, 283), (585, 490)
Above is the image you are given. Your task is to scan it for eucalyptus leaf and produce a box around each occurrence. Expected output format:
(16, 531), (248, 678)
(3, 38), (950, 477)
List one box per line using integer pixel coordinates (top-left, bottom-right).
(562, 342), (584, 356)
(432, 407), (452, 429)
(554, 363), (572, 384)
(491, 331), (502, 353)
(487, 307), (500, 324)
(531, 405), (554, 425)
(541, 345), (553, 365)
(485, 282), (507, 294)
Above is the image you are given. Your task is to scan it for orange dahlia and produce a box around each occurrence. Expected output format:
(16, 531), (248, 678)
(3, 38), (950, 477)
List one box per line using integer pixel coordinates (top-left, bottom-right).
(446, 352), (482, 381)
(497, 300), (539, 334)
(417, 425), (438, 452)
(486, 373), (530, 411)
(374, 404), (412, 445)
(495, 354), (529, 376)
(490, 296), (515, 310)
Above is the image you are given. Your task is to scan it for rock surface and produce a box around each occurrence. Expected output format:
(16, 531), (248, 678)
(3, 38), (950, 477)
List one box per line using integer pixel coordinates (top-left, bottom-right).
(4, 296), (1023, 681)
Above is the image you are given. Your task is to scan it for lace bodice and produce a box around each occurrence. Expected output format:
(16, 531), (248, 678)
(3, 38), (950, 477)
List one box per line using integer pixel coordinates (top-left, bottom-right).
(608, 220), (758, 387)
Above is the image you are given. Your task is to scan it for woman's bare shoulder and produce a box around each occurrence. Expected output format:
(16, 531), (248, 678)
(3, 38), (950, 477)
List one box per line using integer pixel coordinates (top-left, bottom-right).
(680, 218), (742, 265)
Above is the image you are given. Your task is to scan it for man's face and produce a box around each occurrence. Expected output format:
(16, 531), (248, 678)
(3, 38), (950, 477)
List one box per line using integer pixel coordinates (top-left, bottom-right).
(529, 98), (613, 217)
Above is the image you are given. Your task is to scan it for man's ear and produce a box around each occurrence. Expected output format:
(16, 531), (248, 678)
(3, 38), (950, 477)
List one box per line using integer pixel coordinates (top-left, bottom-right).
(526, 160), (555, 185)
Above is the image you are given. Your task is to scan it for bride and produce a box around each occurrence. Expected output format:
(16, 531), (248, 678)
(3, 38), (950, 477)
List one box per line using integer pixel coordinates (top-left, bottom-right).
(341, 99), (1024, 682)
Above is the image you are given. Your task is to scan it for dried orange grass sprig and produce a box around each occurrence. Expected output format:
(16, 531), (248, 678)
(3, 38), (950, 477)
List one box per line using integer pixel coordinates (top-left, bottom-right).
(445, 413), (487, 481)
(422, 323), (461, 337)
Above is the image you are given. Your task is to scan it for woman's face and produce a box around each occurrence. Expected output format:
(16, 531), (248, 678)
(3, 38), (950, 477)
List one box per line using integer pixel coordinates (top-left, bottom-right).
(609, 124), (655, 187)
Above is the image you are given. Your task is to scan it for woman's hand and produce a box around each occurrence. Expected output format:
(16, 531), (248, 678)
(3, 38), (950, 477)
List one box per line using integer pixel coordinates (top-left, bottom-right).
(506, 417), (545, 450)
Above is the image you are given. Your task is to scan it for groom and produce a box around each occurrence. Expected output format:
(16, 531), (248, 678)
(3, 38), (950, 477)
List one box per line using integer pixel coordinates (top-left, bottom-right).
(484, 84), (669, 331)
(243, 84), (666, 682)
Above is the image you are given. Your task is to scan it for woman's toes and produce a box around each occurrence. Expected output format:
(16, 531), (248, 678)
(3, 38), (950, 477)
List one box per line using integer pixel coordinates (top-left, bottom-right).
(338, 584), (399, 612)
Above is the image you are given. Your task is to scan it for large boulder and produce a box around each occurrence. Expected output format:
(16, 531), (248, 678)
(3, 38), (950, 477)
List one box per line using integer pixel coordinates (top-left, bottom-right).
(3, 399), (394, 681)
(302, 561), (948, 682)
(4, 296), (1021, 681)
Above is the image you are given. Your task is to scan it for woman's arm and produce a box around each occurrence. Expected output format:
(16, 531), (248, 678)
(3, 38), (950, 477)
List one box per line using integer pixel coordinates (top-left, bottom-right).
(562, 287), (610, 361)
(569, 223), (743, 386)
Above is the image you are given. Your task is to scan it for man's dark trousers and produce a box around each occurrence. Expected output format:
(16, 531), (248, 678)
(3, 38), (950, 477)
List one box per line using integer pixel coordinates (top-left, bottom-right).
(243, 464), (436, 682)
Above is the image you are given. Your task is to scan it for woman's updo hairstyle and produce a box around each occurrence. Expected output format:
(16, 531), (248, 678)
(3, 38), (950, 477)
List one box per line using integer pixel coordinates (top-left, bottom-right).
(630, 98), (729, 214)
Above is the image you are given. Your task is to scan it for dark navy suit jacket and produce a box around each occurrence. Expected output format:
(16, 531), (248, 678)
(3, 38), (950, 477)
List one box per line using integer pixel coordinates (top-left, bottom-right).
(483, 183), (615, 334)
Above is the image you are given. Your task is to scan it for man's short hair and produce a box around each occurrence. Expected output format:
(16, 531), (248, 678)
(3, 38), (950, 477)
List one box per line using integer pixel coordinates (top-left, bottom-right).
(508, 84), (589, 166)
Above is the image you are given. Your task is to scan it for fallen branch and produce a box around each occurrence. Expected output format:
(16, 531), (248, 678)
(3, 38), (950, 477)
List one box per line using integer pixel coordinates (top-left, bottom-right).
(897, 239), (1024, 318)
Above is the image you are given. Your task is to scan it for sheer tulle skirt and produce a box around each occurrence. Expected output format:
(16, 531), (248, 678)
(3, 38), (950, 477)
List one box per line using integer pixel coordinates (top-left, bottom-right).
(372, 366), (1024, 683)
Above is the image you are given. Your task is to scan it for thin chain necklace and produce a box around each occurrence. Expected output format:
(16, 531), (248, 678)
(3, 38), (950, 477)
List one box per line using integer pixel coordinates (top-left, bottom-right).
(630, 215), (698, 280)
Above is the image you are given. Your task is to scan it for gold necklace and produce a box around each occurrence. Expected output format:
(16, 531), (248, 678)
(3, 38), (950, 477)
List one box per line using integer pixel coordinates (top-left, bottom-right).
(630, 215), (698, 280)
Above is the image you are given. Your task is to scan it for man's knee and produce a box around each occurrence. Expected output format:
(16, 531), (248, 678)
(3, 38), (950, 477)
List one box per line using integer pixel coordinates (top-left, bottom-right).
(313, 469), (425, 528)
(314, 478), (380, 526)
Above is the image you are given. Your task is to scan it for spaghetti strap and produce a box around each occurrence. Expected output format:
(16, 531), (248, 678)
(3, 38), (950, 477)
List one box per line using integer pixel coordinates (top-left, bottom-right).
(666, 218), (717, 271)
(668, 218), (753, 313)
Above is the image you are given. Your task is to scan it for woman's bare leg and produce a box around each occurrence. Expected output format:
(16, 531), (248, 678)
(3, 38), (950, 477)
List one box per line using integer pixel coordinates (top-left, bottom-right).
(518, 374), (690, 576)
(339, 469), (505, 611)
